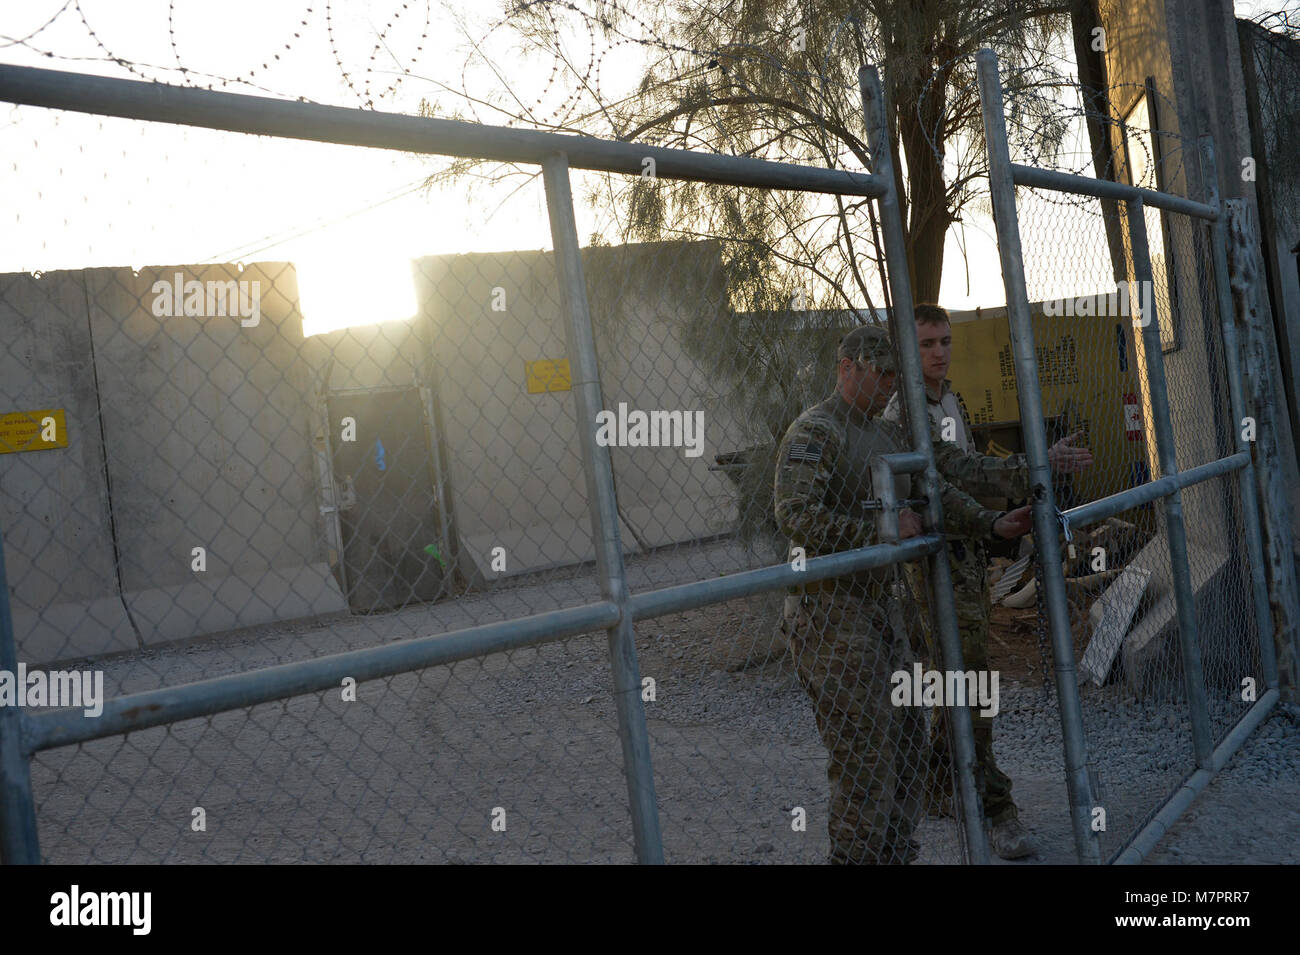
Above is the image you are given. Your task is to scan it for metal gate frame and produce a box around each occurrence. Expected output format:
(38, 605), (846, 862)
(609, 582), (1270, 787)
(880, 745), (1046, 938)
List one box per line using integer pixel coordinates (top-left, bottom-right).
(0, 61), (994, 864)
(976, 48), (1299, 864)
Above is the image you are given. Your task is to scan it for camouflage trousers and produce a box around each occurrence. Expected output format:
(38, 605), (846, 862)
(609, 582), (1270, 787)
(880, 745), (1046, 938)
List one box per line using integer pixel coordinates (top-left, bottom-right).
(906, 538), (1017, 824)
(785, 587), (927, 864)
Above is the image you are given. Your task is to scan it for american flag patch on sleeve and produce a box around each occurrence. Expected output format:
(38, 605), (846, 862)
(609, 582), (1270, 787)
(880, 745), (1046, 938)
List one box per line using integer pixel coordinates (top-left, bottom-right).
(787, 441), (822, 464)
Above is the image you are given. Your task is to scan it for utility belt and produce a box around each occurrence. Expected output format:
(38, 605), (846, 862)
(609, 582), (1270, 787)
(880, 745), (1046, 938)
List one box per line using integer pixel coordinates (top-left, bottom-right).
(783, 574), (909, 640)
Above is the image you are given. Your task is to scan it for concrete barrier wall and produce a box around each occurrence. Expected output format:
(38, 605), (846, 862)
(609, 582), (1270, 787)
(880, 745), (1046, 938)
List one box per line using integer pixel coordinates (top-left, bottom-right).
(305, 316), (429, 394)
(586, 242), (747, 548)
(1, 262), (346, 663)
(1, 240), (751, 664)
(413, 241), (749, 581)
(414, 248), (629, 581)
(0, 270), (137, 661)
(86, 262), (345, 645)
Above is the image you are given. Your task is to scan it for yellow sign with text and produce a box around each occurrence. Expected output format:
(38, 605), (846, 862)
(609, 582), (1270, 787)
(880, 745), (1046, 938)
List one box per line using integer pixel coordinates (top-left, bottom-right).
(947, 310), (1143, 508)
(0, 409), (68, 454)
(526, 358), (572, 394)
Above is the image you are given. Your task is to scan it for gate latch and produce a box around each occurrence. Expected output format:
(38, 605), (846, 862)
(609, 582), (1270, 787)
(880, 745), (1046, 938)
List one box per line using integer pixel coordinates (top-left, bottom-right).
(321, 476), (357, 514)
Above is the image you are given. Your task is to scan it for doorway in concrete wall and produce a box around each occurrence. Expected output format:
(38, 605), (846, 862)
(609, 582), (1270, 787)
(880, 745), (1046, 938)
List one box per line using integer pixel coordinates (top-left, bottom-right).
(325, 386), (450, 613)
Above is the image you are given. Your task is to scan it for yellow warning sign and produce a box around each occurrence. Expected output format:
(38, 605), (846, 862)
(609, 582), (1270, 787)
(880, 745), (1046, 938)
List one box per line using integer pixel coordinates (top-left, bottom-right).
(0, 409), (68, 454)
(525, 358), (572, 394)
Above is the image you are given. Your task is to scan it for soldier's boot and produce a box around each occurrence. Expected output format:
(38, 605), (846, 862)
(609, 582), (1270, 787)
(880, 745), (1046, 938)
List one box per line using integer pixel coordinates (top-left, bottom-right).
(990, 816), (1038, 860)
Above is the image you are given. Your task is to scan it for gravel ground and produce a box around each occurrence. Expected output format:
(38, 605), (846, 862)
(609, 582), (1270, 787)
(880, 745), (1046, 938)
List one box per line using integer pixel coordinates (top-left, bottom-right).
(23, 539), (1300, 864)
(1143, 701), (1300, 865)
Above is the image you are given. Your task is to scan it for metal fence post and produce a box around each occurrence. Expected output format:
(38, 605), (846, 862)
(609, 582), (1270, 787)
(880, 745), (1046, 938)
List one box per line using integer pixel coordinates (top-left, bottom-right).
(1199, 138), (1278, 690)
(1125, 198), (1215, 767)
(859, 64), (991, 866)
(1224, 198), (1300, 699)
(975, 48), (1101, 864)
(541, 153), (665, 864)
(0, 523), (41, 864)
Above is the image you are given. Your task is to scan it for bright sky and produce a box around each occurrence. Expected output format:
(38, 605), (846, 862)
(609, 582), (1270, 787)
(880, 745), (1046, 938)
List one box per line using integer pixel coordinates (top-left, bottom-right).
(0, 1), (1274, 334)
(0, 1), (631, 334)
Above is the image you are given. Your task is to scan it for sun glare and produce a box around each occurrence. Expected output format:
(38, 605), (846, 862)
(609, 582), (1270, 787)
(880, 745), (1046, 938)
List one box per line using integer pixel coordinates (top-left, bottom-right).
(296, 253), (419, 338)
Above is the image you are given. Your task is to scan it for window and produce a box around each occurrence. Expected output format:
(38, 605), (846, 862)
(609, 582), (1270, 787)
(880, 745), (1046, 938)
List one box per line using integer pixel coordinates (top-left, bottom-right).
(1117, 81), (1180, 353)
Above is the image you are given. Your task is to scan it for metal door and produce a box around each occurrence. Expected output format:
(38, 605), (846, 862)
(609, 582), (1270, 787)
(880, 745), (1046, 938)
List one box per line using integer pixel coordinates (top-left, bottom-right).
(326, 387), (449, 612)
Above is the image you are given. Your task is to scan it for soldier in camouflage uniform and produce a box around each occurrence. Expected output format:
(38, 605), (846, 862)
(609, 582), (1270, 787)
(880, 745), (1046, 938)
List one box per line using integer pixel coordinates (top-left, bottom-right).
(881, 303), (1093, 859)
(774, 324), (1033, 865)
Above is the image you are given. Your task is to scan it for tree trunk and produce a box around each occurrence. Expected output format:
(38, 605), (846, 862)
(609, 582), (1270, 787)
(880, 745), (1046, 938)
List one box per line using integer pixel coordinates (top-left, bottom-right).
(896, 70), (950, 303)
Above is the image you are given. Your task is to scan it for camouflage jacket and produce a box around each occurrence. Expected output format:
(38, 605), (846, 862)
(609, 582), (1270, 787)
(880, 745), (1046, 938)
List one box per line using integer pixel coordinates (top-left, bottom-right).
(881, 381), (1030, 501)
(773, 394), (1011, 590)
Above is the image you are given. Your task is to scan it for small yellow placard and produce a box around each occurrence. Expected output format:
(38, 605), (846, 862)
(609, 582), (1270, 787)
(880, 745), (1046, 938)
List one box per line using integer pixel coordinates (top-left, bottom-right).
(525, 358), (572, 394)
(0, 409), (68, 454)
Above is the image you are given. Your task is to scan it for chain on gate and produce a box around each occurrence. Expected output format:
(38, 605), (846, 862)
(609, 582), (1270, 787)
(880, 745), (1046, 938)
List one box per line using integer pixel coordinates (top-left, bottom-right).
(1031, 500), (1075, 701)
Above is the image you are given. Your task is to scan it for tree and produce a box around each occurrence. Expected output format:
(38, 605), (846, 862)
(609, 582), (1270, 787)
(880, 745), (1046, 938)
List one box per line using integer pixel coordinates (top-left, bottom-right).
(451, 1), (1073, 300)
(434, 0), (1076, 550)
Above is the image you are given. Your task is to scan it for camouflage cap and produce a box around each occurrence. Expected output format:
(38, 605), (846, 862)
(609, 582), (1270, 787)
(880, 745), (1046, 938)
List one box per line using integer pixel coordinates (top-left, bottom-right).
(837, 324), (896, 372)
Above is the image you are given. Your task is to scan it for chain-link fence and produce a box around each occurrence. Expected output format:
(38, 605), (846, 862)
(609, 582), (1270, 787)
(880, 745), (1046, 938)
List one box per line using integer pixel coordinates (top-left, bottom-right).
(976, 49), (1296, 864)
(0, 60), (1016, 865)
(1, 48), (1293, 866)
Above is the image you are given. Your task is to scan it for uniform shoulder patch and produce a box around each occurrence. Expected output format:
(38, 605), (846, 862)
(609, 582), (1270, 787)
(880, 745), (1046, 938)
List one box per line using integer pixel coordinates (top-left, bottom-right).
(786, 440), (823, 464)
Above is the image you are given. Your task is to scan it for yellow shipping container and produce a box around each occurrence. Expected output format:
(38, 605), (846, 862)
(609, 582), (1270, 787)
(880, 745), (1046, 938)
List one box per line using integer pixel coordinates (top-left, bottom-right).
(945, 304), (1150, 518)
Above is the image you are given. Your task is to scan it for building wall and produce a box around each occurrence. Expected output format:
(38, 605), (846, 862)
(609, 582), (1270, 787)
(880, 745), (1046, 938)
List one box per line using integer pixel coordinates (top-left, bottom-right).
(1098, 0), (1245, 552)
(1104, 0), (1300, 494)
(1091, 0), (1282, 685)
(1238, 18), (1300, 535)
(946, 304), (1146, 511)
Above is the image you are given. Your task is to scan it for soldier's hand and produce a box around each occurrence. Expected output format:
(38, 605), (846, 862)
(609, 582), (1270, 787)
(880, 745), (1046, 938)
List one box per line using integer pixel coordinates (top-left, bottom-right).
(993, 505), (1033, 539)
(1047, 431), (1094, 473)
(898, 508), (923, 539)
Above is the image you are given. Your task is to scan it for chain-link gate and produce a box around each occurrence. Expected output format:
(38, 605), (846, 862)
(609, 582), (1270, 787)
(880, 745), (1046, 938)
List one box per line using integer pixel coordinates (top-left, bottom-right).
(0, 60), (1015, 864)
(976, 49), (1298, 864)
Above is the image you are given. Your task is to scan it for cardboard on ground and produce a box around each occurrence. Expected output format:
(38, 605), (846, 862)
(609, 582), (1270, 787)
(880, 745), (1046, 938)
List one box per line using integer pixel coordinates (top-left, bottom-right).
(1080, 563), (1152, 686)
